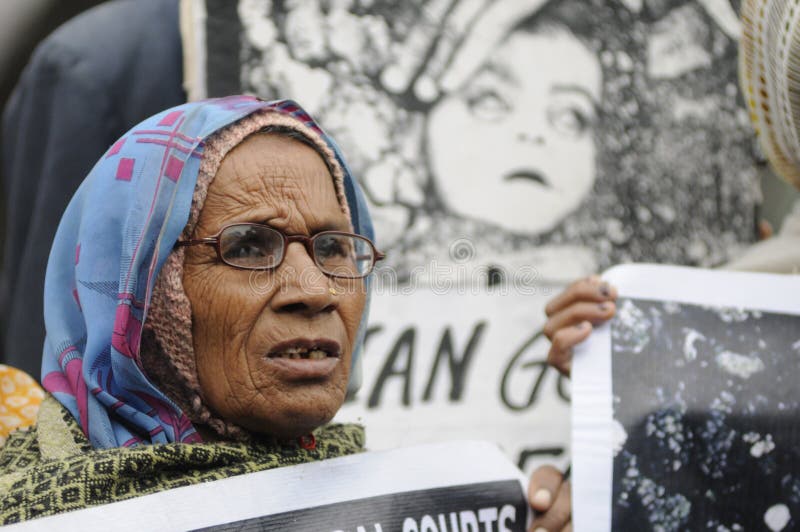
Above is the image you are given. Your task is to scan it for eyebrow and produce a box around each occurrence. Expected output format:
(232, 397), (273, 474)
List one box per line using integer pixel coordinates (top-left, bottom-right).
(314, 219), (352, 233)
(260, 217), (351, 235)
(480, 60), (518, 86)
(550, 84), (600, 107)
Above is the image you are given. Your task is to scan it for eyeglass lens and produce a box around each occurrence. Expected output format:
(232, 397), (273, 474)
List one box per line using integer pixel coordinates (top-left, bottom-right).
(220, 224), (284, 269)
(313, 232), (373, 278)
(218, 224), (374, 277)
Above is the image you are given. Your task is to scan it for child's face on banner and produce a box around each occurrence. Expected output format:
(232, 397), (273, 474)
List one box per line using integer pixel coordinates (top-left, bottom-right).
(428, 27), (601, 235)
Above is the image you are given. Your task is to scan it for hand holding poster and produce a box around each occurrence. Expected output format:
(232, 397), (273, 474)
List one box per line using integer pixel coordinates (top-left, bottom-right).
(6, 441), (529, 532)
(572, 265), (800, 531)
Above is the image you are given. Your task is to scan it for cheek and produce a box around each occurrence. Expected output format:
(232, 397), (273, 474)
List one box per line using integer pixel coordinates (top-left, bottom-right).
(574, 140), (596, 187)
(547, 137), (595, 177)
(430, 101), (512, 182)
(428, 99), (470, 157)
(335, 282), (368, 353)
(184, 267), (265, 389)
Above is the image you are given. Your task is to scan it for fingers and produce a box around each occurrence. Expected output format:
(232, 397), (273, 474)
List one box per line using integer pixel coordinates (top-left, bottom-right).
(547, 321), (593, 376)
(543, 275), (618, 376)
(440, 0), (549, 93)
(391, 0), (551, 100)
(528, 465), (561, 511)
(380, 0), (452, 93)
(412, 0), (487, 101)
(545, 276), (617, 318)
(530, 478), (571, 531)
(543, 300), (616, 340)
(528, 466), (571, 532)
(758, 219), (774, 241)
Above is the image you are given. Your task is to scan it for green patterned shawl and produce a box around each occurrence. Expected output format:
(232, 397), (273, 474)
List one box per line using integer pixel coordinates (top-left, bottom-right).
(0, 396), (365, 525)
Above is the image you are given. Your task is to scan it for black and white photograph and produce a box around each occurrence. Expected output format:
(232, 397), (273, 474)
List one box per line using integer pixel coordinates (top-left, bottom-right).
(2, 0), (800, 527)
(611, 297), (800, 531)
(193, 0), (760, 279)
(177, 0), (770, 473)
(572, 265), (800, 532)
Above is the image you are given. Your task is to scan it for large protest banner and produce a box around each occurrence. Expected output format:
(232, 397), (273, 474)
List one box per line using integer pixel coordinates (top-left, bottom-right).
(182, 0), (761, 472)
(7, 441), (529, 531)
(572, 265), (800, 531)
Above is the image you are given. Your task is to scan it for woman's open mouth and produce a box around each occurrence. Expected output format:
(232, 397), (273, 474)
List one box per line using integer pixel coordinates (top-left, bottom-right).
(268, 347), (331, 360)
(267, 338), (341, 359)
(265, 338), (342, 379)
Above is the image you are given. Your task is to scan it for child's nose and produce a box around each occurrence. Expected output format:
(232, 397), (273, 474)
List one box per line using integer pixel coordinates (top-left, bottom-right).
(517, 131), (545, 145)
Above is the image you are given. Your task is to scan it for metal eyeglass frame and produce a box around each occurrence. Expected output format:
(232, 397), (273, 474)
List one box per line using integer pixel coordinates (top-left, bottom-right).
(175, 222), (386, 279)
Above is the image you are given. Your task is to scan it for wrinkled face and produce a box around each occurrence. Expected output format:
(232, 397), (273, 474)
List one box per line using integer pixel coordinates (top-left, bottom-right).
(428, 28), (601, 234)
(183, 133), (366, 439)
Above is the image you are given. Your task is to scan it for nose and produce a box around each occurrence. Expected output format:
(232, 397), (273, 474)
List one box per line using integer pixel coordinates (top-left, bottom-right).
(517, 132), (545, 145)
(269, 242), (336, 315)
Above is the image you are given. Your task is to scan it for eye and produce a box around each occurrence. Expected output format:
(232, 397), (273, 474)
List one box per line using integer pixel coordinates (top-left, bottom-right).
(466, 89), (512, 121)
(315, 235), (351, 259)
(547, 104), (592, 138)
(218, 224), (283, 268)
(223, 234), (269, 260)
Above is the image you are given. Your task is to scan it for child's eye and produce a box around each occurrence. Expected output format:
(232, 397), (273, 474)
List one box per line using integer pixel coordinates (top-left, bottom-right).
(466, 89), (512, 121)
(547, 105), (591, 138)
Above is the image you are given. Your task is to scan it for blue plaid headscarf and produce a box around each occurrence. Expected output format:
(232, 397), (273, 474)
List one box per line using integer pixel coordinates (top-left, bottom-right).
(41, 96), (374, 449)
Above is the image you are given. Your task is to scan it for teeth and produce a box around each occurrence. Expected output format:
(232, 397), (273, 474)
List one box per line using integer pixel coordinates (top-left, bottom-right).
(309, 349), (327, 360)
(269, 348), (331, 359)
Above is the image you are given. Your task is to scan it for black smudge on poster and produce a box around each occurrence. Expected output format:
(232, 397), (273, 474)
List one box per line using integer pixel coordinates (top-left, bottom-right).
(193, 480), (527, 532)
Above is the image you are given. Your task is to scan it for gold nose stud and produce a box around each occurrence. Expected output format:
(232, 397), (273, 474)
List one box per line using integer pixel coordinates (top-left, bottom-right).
(329, 287), (338, 296)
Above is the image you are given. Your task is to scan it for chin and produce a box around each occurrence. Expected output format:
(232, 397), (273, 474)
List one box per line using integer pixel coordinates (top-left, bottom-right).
(269, 418), (333, 440)
(243, 389), (346, 439)
(253, 410), (338, 440)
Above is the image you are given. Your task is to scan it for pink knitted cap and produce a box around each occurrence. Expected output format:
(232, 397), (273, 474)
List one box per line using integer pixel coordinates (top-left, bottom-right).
(140, 109), (349, 441)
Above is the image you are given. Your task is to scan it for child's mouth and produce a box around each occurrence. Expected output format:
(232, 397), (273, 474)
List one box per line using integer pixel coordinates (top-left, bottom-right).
(504, 170), (550, 188)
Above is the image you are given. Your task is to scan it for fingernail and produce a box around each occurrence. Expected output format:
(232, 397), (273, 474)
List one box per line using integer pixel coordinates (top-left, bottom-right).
(532, 488), (552, 508)
(574, 321), (587, 329)
(534, 527), (549, 532)
(599, 302), (608, 311)
(588, 274), (601, 284)
(599, 283), (610, 297)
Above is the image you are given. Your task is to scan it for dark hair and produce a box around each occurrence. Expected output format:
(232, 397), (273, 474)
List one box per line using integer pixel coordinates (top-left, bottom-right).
(510, 0), (599, 45)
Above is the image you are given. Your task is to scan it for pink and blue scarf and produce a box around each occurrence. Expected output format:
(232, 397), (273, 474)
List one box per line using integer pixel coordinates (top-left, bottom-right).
(40, 96), (374, 449)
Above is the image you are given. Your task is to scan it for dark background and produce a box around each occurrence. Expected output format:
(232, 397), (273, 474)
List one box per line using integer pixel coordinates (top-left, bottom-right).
(612, 297), (800, 531)
(0, 0), (106, 264)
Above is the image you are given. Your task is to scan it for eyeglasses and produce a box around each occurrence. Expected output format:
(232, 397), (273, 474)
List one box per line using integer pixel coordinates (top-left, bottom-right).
(176, 223), (385, 279)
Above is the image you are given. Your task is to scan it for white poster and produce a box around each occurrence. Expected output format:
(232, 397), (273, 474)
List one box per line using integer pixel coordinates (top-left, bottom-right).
(7, 441), (529, 532)
(572, 264), (800, 531)
(335, 286), (571, 473)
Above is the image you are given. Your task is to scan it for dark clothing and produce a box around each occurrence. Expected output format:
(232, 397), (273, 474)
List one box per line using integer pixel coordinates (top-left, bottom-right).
(1, 0), (184, 376)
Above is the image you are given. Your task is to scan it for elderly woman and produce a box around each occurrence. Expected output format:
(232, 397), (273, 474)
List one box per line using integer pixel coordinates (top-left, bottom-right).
(0, 96), (569, 530)
(0, 96), (373, 522)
